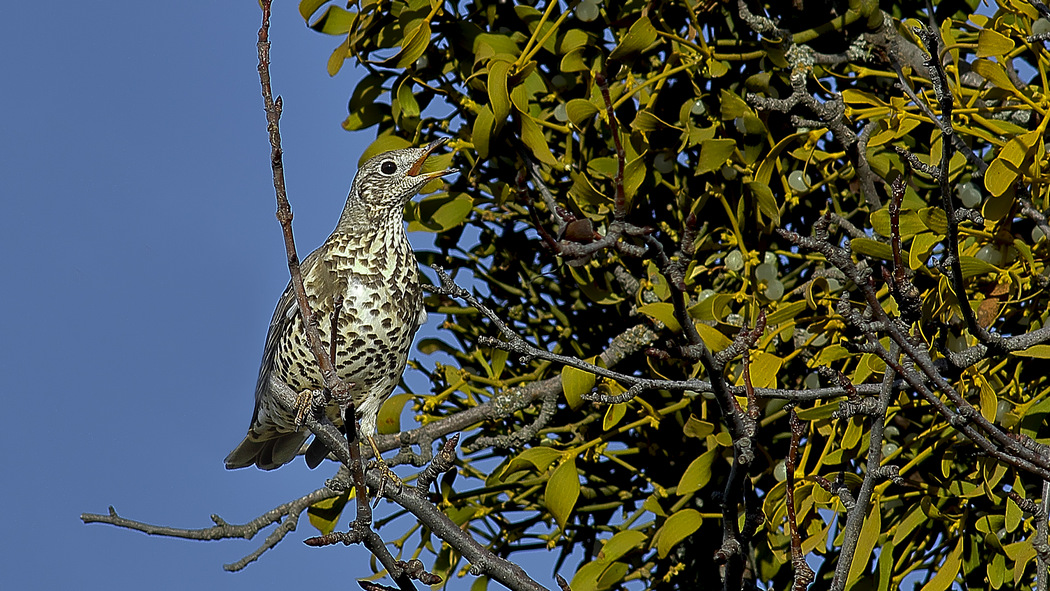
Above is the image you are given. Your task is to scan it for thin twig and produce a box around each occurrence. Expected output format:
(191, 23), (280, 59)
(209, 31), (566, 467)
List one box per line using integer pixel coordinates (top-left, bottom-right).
(257, 0), (349, 402)
(81, 486), (340, 571)
(595, 72), (627, 220)
(786, 409), (815, 590)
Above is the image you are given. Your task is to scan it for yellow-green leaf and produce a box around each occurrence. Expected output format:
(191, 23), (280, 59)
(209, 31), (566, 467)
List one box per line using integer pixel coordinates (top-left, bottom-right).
(910, 232), (940, 270)
(850, 237), (893, 260)
(632, 110), (680, 132)
(695, 323), (732, 352)
(561, 361), (596, 409)
(979, 381), (998, 423)
(755, 131), (807, 186)
(959, 255), (999, 278)
(474, 33), (519, 60)
(603, 403), (627, 430)
(327, 38), (351, 76)
(745, 351), (782, 389)
(892, 504), (926, 545)
(408, 193), (474, 232)
(653, 509), (702, 558)
(1012, 344), (1050, 358)
(841, 88), (889, 107)
(596, 562), (628, 589)
(559, 28), (589, 53)
(307, 5), (355, 35)
(690, 293), (733, 322)
(624, 153), (646, 206)
(520, 115), (559, 166)
(569, 561), (605, 591)
(395, 79), (420, 119)
(999, 129), (1041, 167)
(299, 0), (330, 22)
(308, 491), (352, 535)
(376, 393), (413, 434)
(988, 553), (1007, 589)
(765, 300), (807, 325)
(971, 58), (1015, 91)
(361, 135), (411, 162)
(748, 181), (780, 224)
(599, 530), (648, 563)
(683, 415), (716, 438)
(473, 106), (495, 159)
(795, 402), (837, 421)
(391, 22), (432, 69)
(609, 16), (657, 60)
(846, 501), (882, 585)
(565, 99), (599, 127)
(545, 457), (580, 529)
(984, 192), (1015, 221)
(977, 28), (1015, 58)
(919, 536), (963, 591)
(502, 446), (564, 479)
(917, 207), (948, 235)
(719, 89), (751, 119)
(644, 494), (667, 517)
(876, 539), (896, 591)
(697, 139), (736, 174)
(560, 46), (587, 72)
(487, 59), (513, 124)
(677, 448), (718, 495)
(984, 157), (1019, 197)
(813, 344), (851, 365)
(638, 302), (682, 332)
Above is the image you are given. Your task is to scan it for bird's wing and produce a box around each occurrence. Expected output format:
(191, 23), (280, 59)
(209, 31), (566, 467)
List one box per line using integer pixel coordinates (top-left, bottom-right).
(248, 247), (324, 433)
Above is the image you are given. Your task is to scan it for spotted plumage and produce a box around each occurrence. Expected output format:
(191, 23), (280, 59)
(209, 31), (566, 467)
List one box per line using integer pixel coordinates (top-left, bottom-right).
(225, 139), (456, 470)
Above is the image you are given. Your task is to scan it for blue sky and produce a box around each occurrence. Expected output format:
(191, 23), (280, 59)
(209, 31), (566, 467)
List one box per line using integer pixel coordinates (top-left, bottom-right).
(1, 2), (554, 589)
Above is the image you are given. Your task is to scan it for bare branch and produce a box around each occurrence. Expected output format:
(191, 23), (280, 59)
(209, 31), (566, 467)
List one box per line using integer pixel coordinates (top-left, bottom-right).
(256, 0), (349, 402)
(786, 409), (815, 591)
(416, 434), (460, 496)
(81, 486), (339, 571)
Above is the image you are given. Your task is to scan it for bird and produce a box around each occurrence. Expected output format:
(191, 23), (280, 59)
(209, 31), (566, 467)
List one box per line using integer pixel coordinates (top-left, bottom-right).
(225, 139), (457, 470)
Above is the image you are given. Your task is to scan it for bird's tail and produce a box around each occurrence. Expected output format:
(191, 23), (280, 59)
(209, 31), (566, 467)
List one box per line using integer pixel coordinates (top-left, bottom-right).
(224, 432), (309, 470)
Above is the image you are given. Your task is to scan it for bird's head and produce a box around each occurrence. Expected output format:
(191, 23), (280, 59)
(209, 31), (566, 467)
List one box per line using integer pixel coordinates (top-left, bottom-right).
(350, 138), (458, 213)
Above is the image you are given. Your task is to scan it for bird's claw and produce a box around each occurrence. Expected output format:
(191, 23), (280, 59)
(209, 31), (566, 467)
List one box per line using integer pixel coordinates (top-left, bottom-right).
(367, 435), (403, 503)
(293, 389), (315, 430)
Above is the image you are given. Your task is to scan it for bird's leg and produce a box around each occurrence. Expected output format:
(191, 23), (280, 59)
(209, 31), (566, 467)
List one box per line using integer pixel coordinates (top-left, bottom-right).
(293, 388), (320, 429)
(366, 435), (403, 501)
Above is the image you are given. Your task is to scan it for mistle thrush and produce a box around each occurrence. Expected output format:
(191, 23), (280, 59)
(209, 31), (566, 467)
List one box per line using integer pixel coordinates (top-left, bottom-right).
(225, 139), (456, 470)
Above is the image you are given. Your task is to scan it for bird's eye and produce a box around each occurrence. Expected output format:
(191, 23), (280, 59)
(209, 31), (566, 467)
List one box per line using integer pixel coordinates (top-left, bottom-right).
(380, 161), (397, 175)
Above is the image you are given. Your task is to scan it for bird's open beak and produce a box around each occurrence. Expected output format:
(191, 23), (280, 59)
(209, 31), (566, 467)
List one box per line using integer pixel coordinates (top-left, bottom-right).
(407, 137), (458, 180)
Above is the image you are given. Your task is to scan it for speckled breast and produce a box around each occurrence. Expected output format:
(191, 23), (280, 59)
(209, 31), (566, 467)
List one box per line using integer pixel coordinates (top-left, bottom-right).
(272, 231), (423, 417)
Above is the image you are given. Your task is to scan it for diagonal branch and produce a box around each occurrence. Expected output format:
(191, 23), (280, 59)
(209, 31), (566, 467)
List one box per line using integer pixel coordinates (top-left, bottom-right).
(257, 0), (350, 401)
(274, 378), (549, 591)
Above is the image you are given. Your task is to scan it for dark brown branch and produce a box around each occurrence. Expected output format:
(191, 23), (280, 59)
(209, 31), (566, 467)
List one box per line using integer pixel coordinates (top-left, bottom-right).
(1038, 480), (1050, 591)
(914, 25), (1003, 351)
(595, 72), (627, 221)
(81, 487), (340, 572)
(257, 5), (409, 589)
(830, 341), (898, 591)
(416, 434), (460, 496)
(781, 223), (1050, 480)
(786, 409), (815, 591)
(888, 174), (920, 324)
(257, 0), (350, 402)
(267, 377), (548, 591)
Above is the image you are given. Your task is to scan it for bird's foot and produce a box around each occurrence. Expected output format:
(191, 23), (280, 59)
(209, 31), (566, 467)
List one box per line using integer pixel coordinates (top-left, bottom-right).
(293, 388), (320, 430)
(366, 435), (403, 502)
